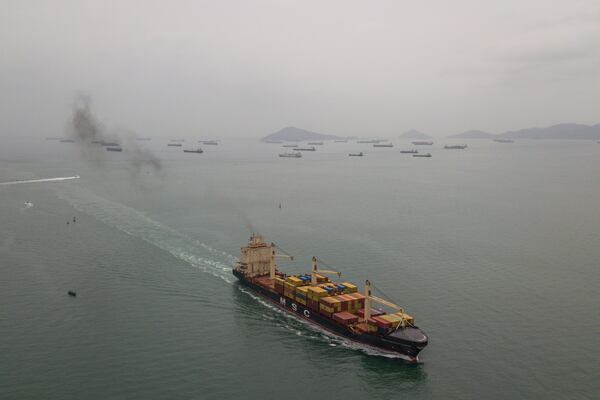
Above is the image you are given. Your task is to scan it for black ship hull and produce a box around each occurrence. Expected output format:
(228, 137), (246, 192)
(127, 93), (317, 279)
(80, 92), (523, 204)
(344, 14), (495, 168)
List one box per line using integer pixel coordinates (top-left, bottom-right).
(233, 270), (427, 361)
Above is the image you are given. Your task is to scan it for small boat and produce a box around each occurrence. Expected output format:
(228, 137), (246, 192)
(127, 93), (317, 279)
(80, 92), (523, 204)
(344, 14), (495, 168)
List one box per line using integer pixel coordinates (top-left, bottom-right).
(279, 152), (302, 158)
(168, 143), (183, 147)
(201, 140), (218, 145)
(400, 149), (418, 154)
(307, 141), (324, 145)
(334, 139), (348, 143)
(413, 153), (432, 157)
(282, 144), (299, 148)
(68, 291), (77, 297)
(349, 152), (364, 157)
(59, 139), (75, 143)
(136, 137), (152, 141)
(170, 139), (185, 142)
(493, 138), (514, 143)
(106, 147), (123, 152)
(373, 143), (394, 148)
(293, 146), (316, 151)
(101, 141), (120, 147)
(183, 148), (204, 153)
(443, 144), (467, 149)
(412, 141), (433, 145)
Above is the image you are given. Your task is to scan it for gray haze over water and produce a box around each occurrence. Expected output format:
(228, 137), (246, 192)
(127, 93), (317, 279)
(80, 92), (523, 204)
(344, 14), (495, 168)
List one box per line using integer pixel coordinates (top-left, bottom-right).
(1, 138), (599, 399)
(1, 1), (599, 139)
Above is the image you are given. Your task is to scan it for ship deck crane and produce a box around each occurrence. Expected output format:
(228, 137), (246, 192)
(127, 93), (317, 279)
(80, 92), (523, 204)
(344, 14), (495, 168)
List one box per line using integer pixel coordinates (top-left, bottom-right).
(310, 256), (341, 285)
(271, 243), (293, 279)
(363, 280), (409, 326)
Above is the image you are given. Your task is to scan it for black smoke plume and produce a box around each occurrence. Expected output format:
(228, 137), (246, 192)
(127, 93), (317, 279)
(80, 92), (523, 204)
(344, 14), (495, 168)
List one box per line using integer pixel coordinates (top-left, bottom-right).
(67, 94), (163, 188)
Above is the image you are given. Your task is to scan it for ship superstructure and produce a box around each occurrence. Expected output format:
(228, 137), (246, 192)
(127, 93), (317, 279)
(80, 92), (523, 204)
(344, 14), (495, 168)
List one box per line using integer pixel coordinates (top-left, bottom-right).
(233, 234), (428, 360)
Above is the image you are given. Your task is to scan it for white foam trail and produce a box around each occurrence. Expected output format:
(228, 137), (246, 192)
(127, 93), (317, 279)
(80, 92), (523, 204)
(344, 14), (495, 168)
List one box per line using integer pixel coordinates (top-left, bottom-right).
(55, 186), (236, 284)
(0, 175), (80, 186)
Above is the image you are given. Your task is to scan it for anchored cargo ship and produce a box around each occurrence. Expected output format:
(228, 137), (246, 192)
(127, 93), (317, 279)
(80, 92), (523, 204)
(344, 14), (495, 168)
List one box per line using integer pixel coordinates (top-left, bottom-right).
(444, 144), (467, 149)
(183, 148), (204, 153)
(279, 152), (302, 158)
(233, 235), (428, 360)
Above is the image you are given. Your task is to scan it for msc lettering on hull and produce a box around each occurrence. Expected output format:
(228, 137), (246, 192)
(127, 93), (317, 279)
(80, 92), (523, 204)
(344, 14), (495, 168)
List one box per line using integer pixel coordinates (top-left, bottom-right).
(279, 297), (311, 318)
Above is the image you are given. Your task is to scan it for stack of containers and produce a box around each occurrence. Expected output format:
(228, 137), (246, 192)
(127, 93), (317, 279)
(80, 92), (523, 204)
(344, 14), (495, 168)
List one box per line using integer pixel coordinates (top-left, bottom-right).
(319, 296), (342, 317)
(379, 314), (403, 329)
(315, 274), (329, 284)
(333, 311), (359, 325)
(295, 286), (309, 305)
(274, 277), (286, 295)
(379, 312), (414, 328)
(341, 282), (358, 294)
(333, 294), (354, 311)
(345, 293), (366, 313)
(307, 286), (328, 311)
(357, 308), (385, 319)
(370, 315), (393, 334)
(356, 318), (379, 333)
(284, 281), (296, 299)
(286, 276), (304, 287)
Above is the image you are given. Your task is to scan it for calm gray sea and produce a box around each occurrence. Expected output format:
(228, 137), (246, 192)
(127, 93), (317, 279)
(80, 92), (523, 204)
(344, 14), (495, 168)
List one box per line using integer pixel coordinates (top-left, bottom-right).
(1, 137), (598, 399)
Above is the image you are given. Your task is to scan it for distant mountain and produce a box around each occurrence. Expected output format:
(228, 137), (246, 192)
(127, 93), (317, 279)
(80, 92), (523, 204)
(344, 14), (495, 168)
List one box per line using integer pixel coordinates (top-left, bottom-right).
(449, 130), (494, 139)
(399, 130), (432, 140)
(502, 123), (600, 140)
(261, 126), (343, 142)
(449, 123), (600, 140)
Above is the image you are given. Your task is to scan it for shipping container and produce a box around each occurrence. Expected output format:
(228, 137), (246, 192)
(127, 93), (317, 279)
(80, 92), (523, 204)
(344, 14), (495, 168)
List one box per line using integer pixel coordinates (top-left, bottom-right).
(286, 276), (304, 287)
(307, 299), (319, 311)
(296, 297), (307, 305)
(357, 308), (385, 318)
(333, 311), (359, 325)
(371, 316), (393, 329)
(315, 274), (329, 284)
(307, 286), (328, 300)
(341, 282), (358, 293)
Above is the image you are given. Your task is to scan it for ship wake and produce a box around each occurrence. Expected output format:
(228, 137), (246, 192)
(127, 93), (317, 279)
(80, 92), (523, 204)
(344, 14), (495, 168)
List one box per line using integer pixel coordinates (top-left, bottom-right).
(55, 186), (237, 284)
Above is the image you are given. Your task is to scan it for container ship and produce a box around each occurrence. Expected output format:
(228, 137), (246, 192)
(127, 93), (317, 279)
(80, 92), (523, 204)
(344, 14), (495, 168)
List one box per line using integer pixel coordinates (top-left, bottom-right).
(233, 235), (428, 361)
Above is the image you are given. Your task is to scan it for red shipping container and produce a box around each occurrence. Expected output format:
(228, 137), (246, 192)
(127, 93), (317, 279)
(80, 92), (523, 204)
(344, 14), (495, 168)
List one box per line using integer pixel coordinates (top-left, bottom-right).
(307, 299), (320, 311)
(333, 311), (359, 325)
(357, 308), (385, 319)
(371, 316), (393, 328)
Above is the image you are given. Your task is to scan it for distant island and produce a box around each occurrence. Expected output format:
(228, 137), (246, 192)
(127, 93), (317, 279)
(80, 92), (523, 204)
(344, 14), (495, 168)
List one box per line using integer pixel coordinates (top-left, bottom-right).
(399, 129), (432, 140)
(449, 123), (600, 140)
(261, 126), (344, 142)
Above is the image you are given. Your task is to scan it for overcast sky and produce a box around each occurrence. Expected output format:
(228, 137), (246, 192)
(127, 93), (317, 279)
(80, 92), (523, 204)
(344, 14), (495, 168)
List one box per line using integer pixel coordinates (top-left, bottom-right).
(1, 0), (599, 138)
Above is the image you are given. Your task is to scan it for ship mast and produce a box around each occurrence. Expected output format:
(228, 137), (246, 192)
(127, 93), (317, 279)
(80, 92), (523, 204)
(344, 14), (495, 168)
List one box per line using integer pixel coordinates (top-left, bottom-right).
(363, 279), (406, 323)
(271, 243), (293, 279)
(310, 256), (341, 285)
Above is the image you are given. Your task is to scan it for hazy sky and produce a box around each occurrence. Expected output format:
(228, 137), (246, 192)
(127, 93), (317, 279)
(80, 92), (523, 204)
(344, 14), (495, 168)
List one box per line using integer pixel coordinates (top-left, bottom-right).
(1, 0), (599, 138)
